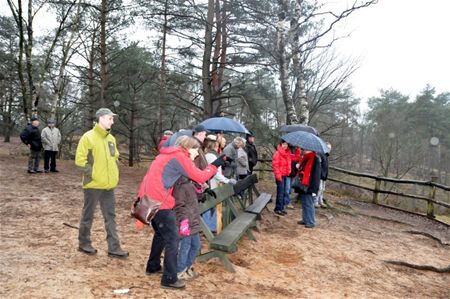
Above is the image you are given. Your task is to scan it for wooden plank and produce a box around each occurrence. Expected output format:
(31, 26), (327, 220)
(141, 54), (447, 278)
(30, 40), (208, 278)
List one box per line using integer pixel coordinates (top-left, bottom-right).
(199, 184), (235, 214)
(245, 193), (272, 215)
(233, 174), (258, 195)
(210, 212), (257, 253)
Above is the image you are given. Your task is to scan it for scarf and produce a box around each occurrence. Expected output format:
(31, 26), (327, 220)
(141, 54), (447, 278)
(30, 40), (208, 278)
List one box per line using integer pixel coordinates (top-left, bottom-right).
(299, 152), (316, 186)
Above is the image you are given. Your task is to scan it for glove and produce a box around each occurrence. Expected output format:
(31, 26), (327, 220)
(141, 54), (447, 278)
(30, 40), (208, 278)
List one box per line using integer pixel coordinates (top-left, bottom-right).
(211, 154), (227, 168)
(228, 178), (237, 185)
(204, 188), (217, 198)
(224, 155), (234, 163)
(179, 219), (190, 236)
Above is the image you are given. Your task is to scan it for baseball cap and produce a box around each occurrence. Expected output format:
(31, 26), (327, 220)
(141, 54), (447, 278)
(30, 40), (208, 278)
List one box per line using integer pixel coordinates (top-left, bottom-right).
(95, 108), (117, 118)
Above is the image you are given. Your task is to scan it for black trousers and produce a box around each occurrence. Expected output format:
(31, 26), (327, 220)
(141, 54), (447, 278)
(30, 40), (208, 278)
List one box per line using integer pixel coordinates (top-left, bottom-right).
(44, 150), (57, 171)
(147, 209), (180, 285)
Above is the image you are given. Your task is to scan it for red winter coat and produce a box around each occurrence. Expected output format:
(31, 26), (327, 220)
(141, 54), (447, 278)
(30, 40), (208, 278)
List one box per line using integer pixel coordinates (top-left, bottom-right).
(272, 144), (291, 182)
(158, 135), (169, 151)
(137, 146), (217, 210)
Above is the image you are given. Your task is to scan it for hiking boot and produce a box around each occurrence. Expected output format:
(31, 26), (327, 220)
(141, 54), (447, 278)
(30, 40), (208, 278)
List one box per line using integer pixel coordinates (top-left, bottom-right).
(108, 249), (129, 259)
(160, 279), (186, 289)
(79, 245), (97, 255)
(297, 220), (305, 225)
(146, 267), (163, 275)
(274, 210), (285, 216)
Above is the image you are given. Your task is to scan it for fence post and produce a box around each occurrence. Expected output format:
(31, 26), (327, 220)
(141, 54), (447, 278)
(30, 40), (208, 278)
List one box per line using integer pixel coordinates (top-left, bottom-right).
(373, 177), (381, 205)
(427, 176), (438, 219)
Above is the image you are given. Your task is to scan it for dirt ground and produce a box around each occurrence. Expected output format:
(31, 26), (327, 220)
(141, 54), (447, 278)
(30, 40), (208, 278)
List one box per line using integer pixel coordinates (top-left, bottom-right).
(1, 139), (449, 299)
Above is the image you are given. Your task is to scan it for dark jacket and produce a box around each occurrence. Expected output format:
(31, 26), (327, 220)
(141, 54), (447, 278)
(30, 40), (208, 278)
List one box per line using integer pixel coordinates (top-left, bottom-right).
(320, 153), (329, 181)
(173, 176), (202, 236)
(298, 155), (321, 194)
(244, 141), (258, 170)
(20, 124), (42, 151)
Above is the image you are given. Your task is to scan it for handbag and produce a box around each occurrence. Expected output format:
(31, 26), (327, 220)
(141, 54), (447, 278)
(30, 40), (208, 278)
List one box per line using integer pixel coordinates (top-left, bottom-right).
(131, 194), (161, 225)
(131, 178), (169, 225)
(292, 171), (309, 193)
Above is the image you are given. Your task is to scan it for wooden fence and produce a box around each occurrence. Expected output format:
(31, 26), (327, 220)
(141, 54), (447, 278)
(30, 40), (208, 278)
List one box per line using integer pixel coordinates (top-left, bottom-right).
(327, 166), (450, 221)
(253, 159), (450, 224)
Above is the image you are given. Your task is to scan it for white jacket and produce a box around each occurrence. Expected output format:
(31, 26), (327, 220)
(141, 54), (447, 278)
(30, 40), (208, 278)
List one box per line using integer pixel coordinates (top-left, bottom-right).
(205, 152), (232, 189)
(41, 126), (61, 151)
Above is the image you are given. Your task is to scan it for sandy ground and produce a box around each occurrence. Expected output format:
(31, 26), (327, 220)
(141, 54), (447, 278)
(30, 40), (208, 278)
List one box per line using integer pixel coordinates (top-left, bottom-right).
(1, 139), (449, 299)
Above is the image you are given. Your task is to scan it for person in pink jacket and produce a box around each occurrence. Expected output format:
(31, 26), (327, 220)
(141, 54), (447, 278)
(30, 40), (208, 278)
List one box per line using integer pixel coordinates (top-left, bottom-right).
(272, 141), (292, 215)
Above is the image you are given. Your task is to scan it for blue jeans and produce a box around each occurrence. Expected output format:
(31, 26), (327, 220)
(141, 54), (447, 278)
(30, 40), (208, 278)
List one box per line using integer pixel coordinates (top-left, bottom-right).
(285, 176), (293, 205)
(202, 208), (217, 232)
(275, 176), (289, 211)
(300, 193), (315, 226)
(176, 233), (201, 273)
(146, 209), (180, 285)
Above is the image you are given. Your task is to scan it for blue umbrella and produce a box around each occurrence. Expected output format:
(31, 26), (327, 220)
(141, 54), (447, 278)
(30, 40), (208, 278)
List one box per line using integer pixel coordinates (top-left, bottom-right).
(281, 131), (329, 154)
(199, 117), (250, 134)
(161, 130), (193, 148)
(279, 124), (319, 136)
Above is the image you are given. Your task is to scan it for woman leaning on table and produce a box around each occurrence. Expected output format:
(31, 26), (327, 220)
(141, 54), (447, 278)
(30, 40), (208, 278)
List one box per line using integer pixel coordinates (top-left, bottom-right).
(136, 136), (228, 290)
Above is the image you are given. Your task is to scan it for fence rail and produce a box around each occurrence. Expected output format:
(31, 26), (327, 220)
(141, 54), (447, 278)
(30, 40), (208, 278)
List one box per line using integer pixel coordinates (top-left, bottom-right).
(254, 159), (449, 223)
(328, 166), (450, 221)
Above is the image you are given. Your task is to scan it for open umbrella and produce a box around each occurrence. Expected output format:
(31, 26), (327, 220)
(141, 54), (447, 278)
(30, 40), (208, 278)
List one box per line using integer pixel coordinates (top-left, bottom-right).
(281, 131), (329, 154)
(199, 117), (250, 134)
(279, 124), (319, 136)
(161, 129), (193, 148)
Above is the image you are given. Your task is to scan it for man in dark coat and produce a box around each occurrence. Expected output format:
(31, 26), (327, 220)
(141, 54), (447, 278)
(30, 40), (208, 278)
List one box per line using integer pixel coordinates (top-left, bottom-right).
(244, 133), (258, 174)
(20, 116), (43, 173)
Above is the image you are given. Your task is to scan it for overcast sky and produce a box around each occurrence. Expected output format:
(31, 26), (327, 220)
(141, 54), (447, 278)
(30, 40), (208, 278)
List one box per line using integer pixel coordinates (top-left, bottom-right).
(325, 0), (450, 102)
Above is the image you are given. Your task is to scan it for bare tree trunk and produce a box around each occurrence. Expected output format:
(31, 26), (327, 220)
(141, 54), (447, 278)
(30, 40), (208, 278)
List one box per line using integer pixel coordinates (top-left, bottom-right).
(99, 0), (108, 107)
(26, 0), (36, 116)
(277, 1), (298, 125)
(129, 93), (136, 167)
(158, 0), (168, 134)
(202, 0), (215, 119)
(85, 31), (97, 130)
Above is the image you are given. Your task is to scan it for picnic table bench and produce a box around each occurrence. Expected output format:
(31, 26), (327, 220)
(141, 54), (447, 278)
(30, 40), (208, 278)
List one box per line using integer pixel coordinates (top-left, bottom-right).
(197, 174), (272, 272)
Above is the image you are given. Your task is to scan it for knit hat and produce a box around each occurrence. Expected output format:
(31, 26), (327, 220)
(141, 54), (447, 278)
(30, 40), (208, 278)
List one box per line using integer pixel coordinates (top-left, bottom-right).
(47, 118), (55, 124)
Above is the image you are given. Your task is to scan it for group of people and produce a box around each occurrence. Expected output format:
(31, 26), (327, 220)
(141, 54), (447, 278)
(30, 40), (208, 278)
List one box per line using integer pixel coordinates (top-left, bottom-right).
(24, 107), (330, 291)
(73, 108), (259, 290)
(272, 140), (331, 228)
(20, 117), (61, 173)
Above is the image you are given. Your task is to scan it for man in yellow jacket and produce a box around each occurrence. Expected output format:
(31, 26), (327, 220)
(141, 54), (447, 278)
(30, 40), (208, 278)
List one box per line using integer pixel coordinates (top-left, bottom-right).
(75, 108), (128, 258)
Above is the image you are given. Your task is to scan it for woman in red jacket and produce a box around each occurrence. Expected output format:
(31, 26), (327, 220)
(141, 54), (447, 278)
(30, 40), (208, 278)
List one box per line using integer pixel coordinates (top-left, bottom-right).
(272, 141), (292, 215)
(138, 136), (227, 289)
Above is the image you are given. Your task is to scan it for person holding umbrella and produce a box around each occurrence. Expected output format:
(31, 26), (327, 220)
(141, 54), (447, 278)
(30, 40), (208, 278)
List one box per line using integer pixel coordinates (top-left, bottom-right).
(294, 150), (321, 228)
(272, 140), (291, 216)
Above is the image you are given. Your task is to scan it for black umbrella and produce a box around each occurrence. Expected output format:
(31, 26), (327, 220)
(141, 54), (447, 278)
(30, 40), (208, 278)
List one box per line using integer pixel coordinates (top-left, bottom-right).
(279, 124), (319, 136)
(199, 117), (250, 134)
(281, 131), (329, 154)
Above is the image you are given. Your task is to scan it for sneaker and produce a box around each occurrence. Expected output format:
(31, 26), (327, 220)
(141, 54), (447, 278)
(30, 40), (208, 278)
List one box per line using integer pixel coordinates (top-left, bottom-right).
(161, 279), (186, 289)
(286, 204), (295, 210)
(187, 267), (199, 279)
(78, 245), (97, 255)
(297, 220), (305, 225)
(274, 210), (285, 216)
(177, 270), (191, 280)
(305, 224), (315, 228)
(108, 249), (129, 259)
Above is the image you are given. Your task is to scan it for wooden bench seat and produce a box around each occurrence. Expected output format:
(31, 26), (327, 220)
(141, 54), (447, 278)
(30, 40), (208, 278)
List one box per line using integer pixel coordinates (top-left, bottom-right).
(210, 212), (257, 253)
(245, 193), (272, 216)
